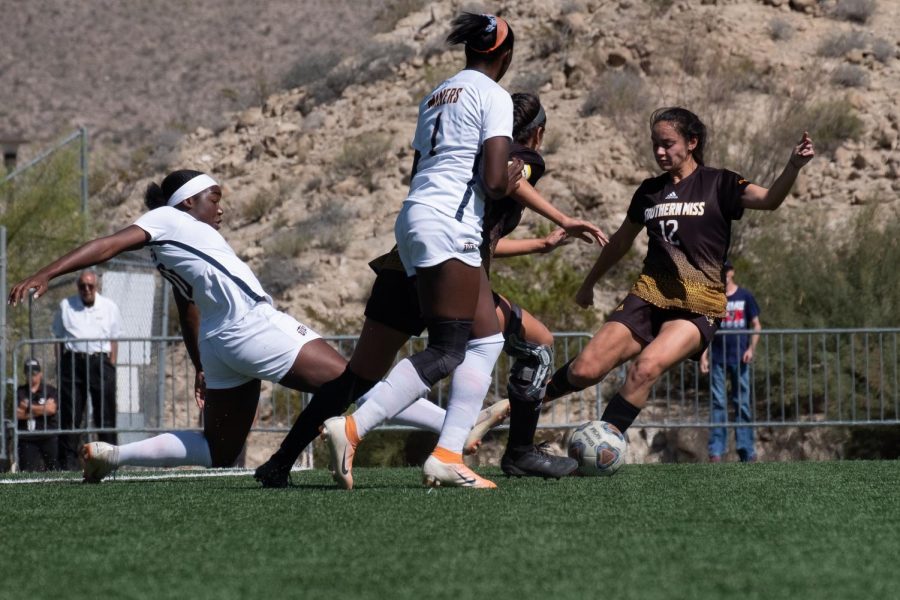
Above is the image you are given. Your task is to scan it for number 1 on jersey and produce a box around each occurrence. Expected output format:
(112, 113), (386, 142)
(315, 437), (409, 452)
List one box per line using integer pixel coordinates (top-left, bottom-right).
(429, 112), (443, 156)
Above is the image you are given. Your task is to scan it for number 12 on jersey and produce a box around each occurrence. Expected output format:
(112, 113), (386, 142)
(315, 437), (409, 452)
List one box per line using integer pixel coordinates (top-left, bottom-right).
(660, 220), (680, 245)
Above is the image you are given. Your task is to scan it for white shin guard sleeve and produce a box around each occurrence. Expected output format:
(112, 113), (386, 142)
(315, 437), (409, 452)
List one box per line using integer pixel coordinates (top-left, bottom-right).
(436, 333), (505, 454)
(387, 399), (446, 433)
(116, 432), (213, 468)
(351, 359), (430, 437)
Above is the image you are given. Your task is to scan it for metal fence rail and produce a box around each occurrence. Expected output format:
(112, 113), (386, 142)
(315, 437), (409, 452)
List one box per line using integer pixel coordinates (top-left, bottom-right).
(3, 328), (898, 471)
(642, 328), (900, 428)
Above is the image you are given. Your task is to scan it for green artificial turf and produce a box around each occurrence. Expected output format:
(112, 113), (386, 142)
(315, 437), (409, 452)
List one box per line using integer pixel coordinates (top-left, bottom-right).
(2, 462), (898, 600)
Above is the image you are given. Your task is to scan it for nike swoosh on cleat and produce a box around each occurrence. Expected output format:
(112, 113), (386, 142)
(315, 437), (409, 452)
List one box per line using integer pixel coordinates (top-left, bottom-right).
(455, 472), (476, 485)
(341, 452), (349, 476)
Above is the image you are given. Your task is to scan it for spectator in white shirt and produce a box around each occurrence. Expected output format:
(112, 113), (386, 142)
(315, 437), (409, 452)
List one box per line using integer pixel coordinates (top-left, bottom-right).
(52, 269), (123, 470)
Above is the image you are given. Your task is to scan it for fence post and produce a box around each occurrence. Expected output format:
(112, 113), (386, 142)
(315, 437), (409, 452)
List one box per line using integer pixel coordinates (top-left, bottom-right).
(1, 226), (7, 468)
(79, 126), (89, 236)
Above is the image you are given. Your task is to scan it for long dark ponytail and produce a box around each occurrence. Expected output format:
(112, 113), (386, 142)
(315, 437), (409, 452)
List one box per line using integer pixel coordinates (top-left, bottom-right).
(446, 12), (514, 59)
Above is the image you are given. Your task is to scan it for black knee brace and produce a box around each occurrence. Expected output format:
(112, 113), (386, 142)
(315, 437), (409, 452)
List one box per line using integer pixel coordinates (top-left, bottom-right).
(408, 319), (472, 387)
(504, 301), (553, 403)
(506, 345), (553, 405)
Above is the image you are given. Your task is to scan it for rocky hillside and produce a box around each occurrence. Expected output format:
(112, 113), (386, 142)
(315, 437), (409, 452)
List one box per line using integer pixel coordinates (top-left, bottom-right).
(99, 0), (900, 333)
(1, 0), (383, 157)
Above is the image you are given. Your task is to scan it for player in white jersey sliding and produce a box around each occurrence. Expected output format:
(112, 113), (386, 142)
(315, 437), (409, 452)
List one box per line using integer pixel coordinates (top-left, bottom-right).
(8, 170), (348, 482)
(321, 12), (523, 490)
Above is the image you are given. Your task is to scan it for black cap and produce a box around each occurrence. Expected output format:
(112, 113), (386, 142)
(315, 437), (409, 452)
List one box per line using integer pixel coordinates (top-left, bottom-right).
(24, 357), (41, 373)
(723, 259), (734, 271)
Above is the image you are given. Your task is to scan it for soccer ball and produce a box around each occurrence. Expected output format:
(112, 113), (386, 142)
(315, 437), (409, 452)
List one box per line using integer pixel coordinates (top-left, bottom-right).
(566, 420), (627, 476)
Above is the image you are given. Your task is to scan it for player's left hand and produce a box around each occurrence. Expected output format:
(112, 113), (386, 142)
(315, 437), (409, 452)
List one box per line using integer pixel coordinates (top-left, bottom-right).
(789, 131), (815, 169)
(561, 218), (609, 246)
(194, 370), (207, 410)
(505, 157), (525, 195)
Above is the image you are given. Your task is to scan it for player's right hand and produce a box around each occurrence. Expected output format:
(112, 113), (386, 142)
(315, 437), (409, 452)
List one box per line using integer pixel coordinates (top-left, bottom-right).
(194, 371), (207, 410)
(8, 275), (49, 306)
(575, 284), (594, 308)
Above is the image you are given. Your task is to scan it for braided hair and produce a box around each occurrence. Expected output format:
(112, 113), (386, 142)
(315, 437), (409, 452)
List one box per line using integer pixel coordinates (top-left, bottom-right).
(145, 170), (204, 210)
(650, 107), (707, 166)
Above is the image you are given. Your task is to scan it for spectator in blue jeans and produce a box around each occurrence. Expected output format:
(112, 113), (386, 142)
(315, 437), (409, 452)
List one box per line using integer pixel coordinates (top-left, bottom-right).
(700, 261), (761, 462)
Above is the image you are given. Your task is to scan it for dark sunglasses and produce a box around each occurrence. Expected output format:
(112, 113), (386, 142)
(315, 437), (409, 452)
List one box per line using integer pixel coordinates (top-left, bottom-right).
(78, 283), (96, 290)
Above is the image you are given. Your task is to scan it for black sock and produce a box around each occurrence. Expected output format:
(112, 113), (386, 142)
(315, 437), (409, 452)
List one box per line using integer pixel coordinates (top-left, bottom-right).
(506, 393), (542, 455)
(600, 393), (641, 433)
(270, 368), (376, 466)
(545, 359), (584, 400)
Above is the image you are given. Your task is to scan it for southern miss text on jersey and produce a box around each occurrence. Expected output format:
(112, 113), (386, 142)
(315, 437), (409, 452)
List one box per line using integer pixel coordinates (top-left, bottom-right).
(626, 166), (750, 317)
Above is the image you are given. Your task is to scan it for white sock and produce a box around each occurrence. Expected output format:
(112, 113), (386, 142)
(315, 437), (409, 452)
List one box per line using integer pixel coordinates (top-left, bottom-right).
(357, 390), (446, 433)
(387, 399), (446, 433)
(116, 432), (213, 468)
(352, 359), (430, 437)
(436, 333), (505, 455)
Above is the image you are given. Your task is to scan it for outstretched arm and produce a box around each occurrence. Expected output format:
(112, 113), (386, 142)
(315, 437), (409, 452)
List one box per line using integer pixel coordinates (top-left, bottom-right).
(575, 218), (643, 308)
(8, 225), (149, 305)
(493, 227), (569, 258)
(511, 179), (608, 246)
(740, 132), (815, 211)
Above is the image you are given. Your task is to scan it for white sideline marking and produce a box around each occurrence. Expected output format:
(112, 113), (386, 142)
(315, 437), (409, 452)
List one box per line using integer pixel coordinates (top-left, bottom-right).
(0, 466), (311, 485)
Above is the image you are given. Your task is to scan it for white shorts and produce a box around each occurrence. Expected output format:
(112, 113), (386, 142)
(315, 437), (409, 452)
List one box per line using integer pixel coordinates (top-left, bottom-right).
(395, 201), (483, 276)
(199, 303), (322, 389)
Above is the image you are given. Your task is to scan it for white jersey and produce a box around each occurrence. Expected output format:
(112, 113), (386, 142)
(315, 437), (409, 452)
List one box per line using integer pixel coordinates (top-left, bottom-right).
(405, 69), (513, 233)
(133, 207), (272, 339)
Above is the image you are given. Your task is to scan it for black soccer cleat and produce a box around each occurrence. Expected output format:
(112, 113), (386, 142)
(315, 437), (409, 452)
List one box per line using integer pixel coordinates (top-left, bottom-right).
(254, 457), (292, 488)
(501, 442), (579, 480)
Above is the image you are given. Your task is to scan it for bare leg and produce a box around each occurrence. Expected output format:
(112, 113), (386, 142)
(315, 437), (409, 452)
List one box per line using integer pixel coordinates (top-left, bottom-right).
(204, 379), (263, 467)
(617, 319), (703, 407)
(277, 338), (347, 392)
(112, 379), (261, 471)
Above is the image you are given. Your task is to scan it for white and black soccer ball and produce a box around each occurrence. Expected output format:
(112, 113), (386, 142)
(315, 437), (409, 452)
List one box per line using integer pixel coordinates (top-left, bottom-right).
(566, 420), (626, 476)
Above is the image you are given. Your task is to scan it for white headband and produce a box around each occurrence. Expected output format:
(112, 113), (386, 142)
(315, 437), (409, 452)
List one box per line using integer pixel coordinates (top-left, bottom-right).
(166, 174), (219, 207)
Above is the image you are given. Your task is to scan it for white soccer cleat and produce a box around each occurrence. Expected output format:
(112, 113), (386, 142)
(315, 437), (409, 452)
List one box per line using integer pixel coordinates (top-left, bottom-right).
(422, 453), (497, 489)
(321, 416), (359, 490)
(464, 399), (511, 455)
(82, 442), (120, 484)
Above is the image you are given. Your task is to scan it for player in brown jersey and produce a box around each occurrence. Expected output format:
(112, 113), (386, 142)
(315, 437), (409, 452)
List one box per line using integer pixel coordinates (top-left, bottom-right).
(254, 93), (607, 487)
(545, 106), (815, 437)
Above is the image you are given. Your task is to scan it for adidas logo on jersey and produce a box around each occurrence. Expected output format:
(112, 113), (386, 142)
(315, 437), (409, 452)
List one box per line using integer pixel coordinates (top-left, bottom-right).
(665, 191), (679, 200)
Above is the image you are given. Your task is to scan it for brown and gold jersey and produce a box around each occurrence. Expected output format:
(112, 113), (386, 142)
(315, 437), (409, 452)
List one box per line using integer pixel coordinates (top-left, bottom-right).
(626, 166), (749, 317)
